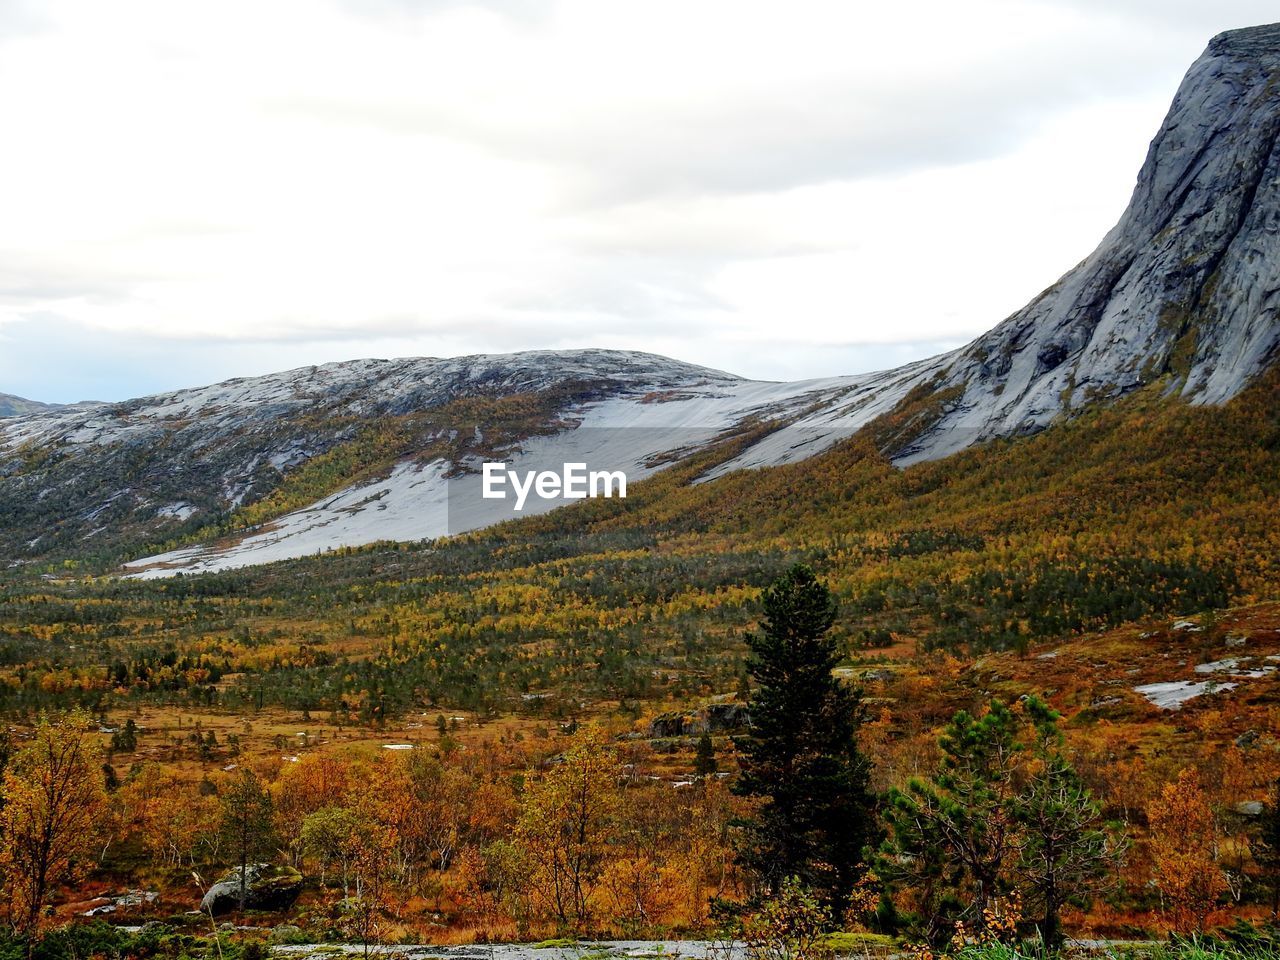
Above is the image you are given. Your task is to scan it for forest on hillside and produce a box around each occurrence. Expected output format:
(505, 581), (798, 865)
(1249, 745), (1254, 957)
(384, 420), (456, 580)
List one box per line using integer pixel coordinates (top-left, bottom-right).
(2, 373), (1280, 954)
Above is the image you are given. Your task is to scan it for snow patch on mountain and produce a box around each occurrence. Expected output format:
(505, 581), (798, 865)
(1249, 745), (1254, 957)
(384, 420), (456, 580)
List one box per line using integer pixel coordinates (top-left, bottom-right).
(121, 374), (874, 577)
(1135, 679), (1238, 710)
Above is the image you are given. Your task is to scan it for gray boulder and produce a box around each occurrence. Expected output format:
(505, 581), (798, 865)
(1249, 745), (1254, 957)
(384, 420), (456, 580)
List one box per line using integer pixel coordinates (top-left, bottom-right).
(701, 702), (749, 733)
(200, 864), (303, 916)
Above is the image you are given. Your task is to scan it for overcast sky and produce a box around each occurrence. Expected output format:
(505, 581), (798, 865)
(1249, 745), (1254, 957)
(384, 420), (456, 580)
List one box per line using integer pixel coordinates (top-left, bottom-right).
(1, 0), (1276, 403)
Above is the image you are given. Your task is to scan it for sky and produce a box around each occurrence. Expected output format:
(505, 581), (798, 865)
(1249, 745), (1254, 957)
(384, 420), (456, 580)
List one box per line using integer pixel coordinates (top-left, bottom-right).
(1, 1), (1277, 403)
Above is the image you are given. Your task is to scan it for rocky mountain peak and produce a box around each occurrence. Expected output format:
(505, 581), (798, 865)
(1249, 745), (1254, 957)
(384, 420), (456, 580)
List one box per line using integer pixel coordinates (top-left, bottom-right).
(887, 21), (1280, 461)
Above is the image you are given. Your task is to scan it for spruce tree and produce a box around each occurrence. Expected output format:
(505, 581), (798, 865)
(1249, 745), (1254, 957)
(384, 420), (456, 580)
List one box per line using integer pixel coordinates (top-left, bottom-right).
(734, 563), (876, 914)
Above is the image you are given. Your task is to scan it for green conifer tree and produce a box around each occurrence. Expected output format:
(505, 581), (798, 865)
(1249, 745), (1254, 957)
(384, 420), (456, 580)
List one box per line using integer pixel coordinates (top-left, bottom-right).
(1012, 697), (1122, 947)
(734, 563), (877, 914)
(880, 700), (1021, 941)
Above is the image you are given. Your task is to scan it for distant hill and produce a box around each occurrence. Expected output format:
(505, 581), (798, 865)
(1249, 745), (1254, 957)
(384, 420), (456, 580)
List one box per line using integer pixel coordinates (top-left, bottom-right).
(0, 392), (61, 418)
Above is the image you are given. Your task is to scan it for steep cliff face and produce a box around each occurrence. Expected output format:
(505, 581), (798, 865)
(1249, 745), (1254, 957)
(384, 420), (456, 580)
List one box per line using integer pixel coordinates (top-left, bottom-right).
(894, 22), (1280, 461)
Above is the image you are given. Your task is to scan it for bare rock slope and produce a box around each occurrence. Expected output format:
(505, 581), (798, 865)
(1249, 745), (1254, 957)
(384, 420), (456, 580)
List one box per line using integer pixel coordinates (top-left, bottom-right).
(890, 22), (1280, 461)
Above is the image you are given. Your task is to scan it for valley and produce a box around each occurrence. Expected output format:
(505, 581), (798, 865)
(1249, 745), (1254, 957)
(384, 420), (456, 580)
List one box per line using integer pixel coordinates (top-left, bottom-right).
(4, 18), (1280, 960)
(2, 368), (1280, 942)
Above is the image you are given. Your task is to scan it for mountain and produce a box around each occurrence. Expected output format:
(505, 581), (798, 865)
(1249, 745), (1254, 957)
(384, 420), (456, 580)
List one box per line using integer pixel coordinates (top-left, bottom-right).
(0, 392), (62, 418)
(0, 351), (861, 570)
(884, 21), (1280, 463)
(2, 23), (1280, 576)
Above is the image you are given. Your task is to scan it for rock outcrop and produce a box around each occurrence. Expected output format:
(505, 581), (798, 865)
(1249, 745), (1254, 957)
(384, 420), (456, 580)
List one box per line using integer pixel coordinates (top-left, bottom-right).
(647, 702), (749, 739)
(200, 864), (303, 916)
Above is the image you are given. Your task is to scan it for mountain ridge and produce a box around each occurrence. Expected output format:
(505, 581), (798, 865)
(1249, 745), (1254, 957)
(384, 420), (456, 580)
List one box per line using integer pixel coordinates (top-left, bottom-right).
(3, 23), (1280, 573)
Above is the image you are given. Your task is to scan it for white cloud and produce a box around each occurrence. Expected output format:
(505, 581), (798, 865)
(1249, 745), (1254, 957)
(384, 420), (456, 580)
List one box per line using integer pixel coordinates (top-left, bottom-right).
(0, 0), (1273, 400)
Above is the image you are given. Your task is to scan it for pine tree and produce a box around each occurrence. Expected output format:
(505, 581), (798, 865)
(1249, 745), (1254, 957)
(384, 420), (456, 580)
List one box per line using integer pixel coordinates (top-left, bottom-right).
(876, 782), (962, 945)
(733, 563), (877, 914)
(880, 700), (1021, 939)
(1012, 697), (1121, 947)
(110, 718), (138, 754)
(881, 696), (1122, 945)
